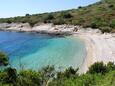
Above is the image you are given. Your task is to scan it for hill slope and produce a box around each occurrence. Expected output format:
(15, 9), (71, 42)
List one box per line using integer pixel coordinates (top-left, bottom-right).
(0, 0), (115, 32)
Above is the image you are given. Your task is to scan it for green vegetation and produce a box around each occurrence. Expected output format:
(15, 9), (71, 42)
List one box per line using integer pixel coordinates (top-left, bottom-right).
(0, 0), (115, 32)
(87, 61), (108, 74)
(0, 52), (8, 66)
(0, 52), (115, 86)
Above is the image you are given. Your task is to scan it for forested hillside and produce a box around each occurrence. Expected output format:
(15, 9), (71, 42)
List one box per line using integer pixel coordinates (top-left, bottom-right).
(0, 0), (115, 33)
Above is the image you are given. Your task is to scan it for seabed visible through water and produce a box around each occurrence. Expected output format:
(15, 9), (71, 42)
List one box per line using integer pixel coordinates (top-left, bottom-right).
(0, 31), (86, 70)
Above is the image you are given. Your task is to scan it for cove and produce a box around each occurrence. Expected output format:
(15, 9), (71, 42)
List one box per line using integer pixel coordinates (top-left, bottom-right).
(0, 31), (86, 70)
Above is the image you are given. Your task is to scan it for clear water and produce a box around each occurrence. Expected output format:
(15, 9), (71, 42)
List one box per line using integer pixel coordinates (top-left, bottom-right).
(0, 31), (86, 70)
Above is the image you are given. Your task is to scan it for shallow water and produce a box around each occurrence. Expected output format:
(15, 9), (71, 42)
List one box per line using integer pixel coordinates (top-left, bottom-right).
(0, 31), (86, 70)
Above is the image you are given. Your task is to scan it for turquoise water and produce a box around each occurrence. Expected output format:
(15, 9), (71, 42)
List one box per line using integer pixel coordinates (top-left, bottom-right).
(0, 31), (85, 70)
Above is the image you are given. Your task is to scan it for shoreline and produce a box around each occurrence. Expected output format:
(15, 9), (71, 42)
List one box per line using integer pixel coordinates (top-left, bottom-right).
(76, 34), (96, 73)
(0, 23), (74, 36)
(75, 29), (115, 73)
(74, 34), (94, 73)
(0, 23), (115, 73)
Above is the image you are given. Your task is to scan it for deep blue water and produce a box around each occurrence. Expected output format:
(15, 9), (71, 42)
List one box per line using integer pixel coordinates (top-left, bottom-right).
(0, 31), (86, 70)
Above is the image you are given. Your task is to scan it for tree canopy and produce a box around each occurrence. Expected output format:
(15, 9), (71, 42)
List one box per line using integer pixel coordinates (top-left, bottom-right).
(0, 52), (8, 66)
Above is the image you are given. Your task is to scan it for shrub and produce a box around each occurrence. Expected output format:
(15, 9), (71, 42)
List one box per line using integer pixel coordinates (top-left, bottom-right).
(6, 20), (12, 24)
(19, 70), (42, 86)
(107, 62), (115, 71)
(28, 20), (37, 27)
(53, 18), (65, 25)
(110, 20), (115, 28)
(57, 67), (78, 79)
(88, 62), (108, 74)
(62, 13), (73, 19)
(0, 52), (8, 66)
(43, 14), (54, 23)
(25, 14), (30, 17)
(63, 67), (78, 78)
(108, 4), (114, 8)
(4, 67), (17, 84)
(101, 27), (112, 33)
(90, 22), (99, 28)
(78, 6), (82, 9)
(45, 14), (54, 20)
(77, 17), (85, 25)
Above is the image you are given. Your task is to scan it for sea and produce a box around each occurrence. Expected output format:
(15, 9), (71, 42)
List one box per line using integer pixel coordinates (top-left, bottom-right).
(0, 31), (86, 71)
